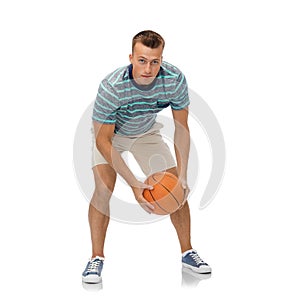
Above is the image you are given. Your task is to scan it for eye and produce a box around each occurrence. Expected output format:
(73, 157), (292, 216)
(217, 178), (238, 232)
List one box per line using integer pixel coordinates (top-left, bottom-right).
(138, 59), (145, 64)
(151, 60), (160, 65)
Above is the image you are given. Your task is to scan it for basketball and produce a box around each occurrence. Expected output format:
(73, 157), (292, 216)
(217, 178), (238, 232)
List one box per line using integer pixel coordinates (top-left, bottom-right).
(143, 172), (185, 215)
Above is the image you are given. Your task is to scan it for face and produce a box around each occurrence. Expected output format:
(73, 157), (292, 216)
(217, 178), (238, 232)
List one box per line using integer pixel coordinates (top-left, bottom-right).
(129, 42), (163, 85)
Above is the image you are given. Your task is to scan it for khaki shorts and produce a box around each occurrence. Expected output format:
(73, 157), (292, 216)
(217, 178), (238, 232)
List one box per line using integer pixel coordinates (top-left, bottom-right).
(92, 122), (176, 176)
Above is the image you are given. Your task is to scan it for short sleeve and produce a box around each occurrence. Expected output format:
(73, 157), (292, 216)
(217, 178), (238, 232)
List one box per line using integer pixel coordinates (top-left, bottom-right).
(92, 79), (119, 124)
(170, 73), (190, 110)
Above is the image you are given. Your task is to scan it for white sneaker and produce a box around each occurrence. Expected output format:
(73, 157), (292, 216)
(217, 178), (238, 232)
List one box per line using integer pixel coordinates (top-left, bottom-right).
(182, 250), (212, 274)
(82, 256), (104, 283)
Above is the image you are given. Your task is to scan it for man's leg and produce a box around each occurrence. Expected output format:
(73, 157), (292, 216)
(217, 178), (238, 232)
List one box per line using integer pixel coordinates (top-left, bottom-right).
(167, 167), (193, 253)
(129, 129), (193, 253)
(89, 164), (117, 258)
(167, 167), (212, 274)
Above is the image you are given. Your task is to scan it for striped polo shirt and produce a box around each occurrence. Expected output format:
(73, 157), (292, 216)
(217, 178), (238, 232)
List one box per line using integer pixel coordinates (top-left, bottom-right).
(92, 61), (190, 136)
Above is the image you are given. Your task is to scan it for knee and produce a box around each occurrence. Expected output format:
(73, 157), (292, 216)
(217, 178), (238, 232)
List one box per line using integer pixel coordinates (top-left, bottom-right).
(90, 186), (113, 214)
(91, 165), (116, 210)
(94, 170), (116, 199)
(92, 183), (113, 202)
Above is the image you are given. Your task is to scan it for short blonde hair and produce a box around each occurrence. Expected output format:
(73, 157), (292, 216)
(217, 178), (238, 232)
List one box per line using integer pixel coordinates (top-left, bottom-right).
(132, 30), (165, 53)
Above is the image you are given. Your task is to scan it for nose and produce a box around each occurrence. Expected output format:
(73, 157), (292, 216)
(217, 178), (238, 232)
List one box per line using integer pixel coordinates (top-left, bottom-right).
(145, 62), (151, 74)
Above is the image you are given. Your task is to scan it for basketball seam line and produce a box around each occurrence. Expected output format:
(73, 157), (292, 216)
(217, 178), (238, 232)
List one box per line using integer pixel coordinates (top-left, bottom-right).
(148, 190), (170, 214)
(151, 175), (181, 206)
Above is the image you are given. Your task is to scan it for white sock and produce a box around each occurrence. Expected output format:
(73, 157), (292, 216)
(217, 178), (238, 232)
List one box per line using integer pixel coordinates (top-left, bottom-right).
(91, 256), (105, 261)
(182, 249), (195, 257)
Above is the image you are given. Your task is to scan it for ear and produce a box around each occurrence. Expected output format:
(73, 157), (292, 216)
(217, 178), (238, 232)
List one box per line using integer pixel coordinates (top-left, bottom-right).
(129, 53), (133, 63)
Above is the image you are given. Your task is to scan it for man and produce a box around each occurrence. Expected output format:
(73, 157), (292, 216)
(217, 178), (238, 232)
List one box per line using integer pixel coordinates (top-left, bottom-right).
(82, 30), (211, 283)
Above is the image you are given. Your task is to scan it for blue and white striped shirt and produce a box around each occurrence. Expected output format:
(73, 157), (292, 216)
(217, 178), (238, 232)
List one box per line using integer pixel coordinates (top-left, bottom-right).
(92, 61), (190, 135)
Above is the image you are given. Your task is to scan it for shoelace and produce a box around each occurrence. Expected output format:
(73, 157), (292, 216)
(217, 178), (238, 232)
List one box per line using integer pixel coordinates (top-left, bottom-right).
(87, 259), (101, 272)
(190, 252), (204, 265)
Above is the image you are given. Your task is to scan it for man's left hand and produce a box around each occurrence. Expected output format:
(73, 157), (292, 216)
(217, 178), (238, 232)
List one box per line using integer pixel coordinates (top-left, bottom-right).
(178, 178), (190, 209)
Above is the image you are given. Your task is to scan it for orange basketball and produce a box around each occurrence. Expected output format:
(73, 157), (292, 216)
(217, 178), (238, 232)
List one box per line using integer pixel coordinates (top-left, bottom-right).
(143, 172), (185, 215)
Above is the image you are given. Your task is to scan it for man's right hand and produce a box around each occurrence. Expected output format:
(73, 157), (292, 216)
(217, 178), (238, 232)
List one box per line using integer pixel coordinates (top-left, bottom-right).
(131, 181), (155, 214)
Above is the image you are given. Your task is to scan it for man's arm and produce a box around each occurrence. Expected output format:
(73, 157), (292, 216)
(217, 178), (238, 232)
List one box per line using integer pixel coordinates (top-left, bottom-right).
(93, 121), (154, 213)
(172, 108), (190, 197)
(93, 121), (137, 186)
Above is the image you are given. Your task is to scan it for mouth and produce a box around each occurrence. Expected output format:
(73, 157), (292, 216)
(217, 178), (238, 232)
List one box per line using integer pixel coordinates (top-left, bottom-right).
(141, 75), (152, 78)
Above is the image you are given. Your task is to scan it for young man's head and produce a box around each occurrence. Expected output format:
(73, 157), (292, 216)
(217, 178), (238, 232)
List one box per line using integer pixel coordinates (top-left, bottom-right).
(129, 30), (165, 85)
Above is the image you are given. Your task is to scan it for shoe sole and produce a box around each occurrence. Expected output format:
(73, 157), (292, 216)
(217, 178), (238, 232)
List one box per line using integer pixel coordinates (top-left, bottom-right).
(82, 274), (102, 284)
(182, 263), (212, 274)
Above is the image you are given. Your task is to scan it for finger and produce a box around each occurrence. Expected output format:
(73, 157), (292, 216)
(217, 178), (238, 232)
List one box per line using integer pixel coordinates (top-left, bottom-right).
(133, 182), (153, 190)
(184, 191), (189, 201)
(183, 186), (190, 199)
(178, 188), (189, 210)
(142, 184), (153, 190)
(144, 200), (155, 210)
(178, 198), (187, 210)
(140, 202), (154, 214)
(139, 196), (155, 210)
(144, 206), (153, 214)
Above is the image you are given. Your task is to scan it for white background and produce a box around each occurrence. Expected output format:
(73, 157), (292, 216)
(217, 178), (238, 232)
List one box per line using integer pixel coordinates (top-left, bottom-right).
(1, 0), (299, 299)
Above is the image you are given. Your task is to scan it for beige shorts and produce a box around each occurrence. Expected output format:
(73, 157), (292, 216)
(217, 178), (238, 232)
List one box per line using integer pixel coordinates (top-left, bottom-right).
(92, 122), (176, 176)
